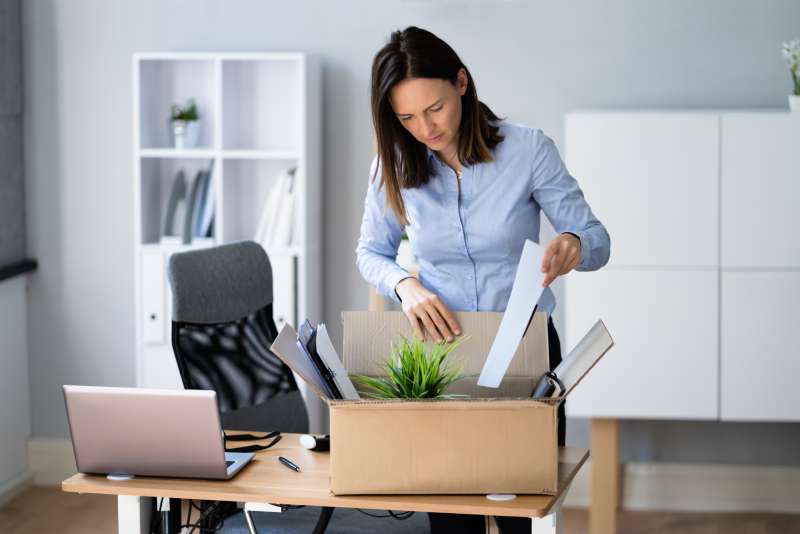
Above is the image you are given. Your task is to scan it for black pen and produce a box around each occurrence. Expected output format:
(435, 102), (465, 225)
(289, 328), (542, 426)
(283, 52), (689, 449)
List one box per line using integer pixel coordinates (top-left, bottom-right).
(278, 456), (301, 472)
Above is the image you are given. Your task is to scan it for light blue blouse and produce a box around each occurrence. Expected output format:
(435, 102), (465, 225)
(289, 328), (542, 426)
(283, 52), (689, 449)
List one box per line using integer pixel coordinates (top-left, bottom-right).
(355, 122), (610, 314)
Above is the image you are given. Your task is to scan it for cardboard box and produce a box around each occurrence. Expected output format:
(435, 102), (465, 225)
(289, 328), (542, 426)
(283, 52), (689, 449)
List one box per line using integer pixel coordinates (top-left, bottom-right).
(329, 311), (555, 495)
(271, 311), (610, 496)
(328, 398), (558, 494)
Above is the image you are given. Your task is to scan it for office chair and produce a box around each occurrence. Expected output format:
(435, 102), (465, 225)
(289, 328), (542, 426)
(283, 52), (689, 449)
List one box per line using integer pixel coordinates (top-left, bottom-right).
(168, 241), (428, 534)
(168, 240), (332, 533)
(168, 240), (309, 433)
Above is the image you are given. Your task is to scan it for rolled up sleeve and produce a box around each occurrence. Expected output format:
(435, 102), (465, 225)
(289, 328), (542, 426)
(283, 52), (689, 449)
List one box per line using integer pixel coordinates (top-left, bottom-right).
(530, 131), (611, 271)
(355, 157), (411, 302)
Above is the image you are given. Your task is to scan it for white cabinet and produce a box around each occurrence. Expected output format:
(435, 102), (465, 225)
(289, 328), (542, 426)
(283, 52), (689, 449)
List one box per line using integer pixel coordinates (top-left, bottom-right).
(565, 113), (719, 268)
(720, 271), (800, 422)
(721, 113), (800, 268)
(565, 110), (799, 423)
(565, 269), (719, 419)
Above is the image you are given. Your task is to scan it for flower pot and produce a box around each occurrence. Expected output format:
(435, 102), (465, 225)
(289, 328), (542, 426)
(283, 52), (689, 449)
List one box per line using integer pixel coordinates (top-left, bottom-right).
(790, 95), (800, 112)
(171, 120), (200, 149)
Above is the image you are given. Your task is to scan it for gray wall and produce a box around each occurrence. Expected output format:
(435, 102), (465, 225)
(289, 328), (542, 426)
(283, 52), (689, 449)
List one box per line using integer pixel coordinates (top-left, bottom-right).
(22, 0), (800, 464)
(0, 0), (24, 267)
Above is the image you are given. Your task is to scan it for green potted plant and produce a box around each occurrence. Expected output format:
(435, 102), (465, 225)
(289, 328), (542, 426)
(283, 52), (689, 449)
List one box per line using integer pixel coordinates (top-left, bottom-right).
(354, 336), (466, 399)
(782, 38), (800, 111)
(170, 99), (200, 149)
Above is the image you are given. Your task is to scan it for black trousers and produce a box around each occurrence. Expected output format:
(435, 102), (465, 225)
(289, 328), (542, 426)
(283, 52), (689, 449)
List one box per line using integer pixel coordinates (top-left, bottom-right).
(428, 317), (566, 534)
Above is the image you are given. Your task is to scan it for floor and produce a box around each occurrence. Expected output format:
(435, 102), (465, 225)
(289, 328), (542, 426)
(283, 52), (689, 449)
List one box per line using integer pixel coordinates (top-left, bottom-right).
(2, 486), (800, 533)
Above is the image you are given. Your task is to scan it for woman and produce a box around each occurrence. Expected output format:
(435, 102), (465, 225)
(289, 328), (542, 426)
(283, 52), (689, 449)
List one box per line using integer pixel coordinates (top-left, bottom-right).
(356, 27), (610, 533)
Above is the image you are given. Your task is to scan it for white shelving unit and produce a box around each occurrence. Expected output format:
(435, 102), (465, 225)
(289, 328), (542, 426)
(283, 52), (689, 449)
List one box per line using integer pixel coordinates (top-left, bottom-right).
(133, 52), (322, 428)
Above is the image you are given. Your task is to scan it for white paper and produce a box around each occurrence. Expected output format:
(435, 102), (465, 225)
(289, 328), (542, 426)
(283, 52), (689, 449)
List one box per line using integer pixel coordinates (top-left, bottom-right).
(555, 320), (614, 396)
(317, 324), (361, 400)
(477, 240), (546, 388)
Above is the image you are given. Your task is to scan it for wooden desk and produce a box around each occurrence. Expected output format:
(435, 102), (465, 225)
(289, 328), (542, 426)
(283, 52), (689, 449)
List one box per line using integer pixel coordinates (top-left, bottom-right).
(63, 433), (588, 534)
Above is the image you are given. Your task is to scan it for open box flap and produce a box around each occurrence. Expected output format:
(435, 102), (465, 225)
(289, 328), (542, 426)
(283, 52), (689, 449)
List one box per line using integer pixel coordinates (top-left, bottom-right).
(271, 323), (331, 404)
(341, 310), (548, 378)
(556, 319), (615, 399)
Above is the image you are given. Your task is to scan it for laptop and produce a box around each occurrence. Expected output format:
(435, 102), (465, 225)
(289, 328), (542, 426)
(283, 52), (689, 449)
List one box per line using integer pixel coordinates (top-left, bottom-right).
(63, 385), (254, 480)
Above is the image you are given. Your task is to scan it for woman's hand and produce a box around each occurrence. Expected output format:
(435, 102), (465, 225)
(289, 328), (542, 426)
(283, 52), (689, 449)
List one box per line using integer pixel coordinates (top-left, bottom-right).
(394, 278), (461, 343)
(541, 233), (582, 288)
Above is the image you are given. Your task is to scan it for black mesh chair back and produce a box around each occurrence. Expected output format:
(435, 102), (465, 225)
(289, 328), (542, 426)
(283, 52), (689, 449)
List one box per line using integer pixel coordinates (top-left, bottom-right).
(167, 241), (309, 433)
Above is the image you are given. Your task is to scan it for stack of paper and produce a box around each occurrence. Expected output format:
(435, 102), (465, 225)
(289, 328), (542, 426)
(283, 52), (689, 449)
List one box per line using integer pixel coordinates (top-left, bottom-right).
(271, 320), (360, 401)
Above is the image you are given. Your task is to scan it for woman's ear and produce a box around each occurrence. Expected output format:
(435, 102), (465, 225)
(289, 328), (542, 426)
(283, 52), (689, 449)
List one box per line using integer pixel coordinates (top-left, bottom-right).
(456, 68), (468, 96)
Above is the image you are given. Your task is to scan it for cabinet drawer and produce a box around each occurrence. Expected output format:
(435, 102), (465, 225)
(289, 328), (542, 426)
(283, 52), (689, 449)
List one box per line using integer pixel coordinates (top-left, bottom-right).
(141, 249), (166, 344)
(720, 271), (800, 421)
(564, 269), (719, 419)
(721, 113), (800, 268)
(565, 113), (719, 268)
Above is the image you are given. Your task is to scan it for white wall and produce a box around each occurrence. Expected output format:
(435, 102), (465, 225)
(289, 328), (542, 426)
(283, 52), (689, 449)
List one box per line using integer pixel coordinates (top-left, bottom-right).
(0, 276), (32, 500)
(22, 0), (800, 464)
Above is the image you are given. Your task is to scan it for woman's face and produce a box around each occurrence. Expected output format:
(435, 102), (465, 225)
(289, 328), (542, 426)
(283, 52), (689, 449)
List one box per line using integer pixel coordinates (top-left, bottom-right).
(389, 69), (468, 155)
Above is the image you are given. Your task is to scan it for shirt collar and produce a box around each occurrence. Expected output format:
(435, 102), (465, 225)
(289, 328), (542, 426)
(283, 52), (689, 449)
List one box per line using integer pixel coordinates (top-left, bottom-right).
(425, 145), (437, 163)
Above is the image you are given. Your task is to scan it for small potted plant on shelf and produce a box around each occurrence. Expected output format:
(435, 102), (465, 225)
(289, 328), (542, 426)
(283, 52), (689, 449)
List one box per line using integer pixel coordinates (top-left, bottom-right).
(354, 336), (466, 399)
(782, 38), (800, 111)
(170, 99), (200, 149)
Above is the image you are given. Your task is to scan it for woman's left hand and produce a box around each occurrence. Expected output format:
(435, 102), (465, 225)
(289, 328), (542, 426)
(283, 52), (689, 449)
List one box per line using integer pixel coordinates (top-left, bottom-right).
(540, 233), (581, 288)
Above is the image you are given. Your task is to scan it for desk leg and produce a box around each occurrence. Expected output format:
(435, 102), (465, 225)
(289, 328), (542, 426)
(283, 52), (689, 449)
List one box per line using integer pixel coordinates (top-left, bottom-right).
(591, 418), (619, 534)
(527, 474), (570, 534)
(117, 495), (151, 534)
(243, 502), (283, 534)
(530, 512), (560, 534)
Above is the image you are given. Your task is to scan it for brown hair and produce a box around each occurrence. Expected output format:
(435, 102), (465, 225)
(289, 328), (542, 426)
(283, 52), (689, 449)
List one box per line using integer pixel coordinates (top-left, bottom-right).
(370, 26), (504, 225)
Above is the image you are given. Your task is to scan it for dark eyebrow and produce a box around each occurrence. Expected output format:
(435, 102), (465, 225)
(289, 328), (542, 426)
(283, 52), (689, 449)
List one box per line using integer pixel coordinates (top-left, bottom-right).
(396, 100), (442, 118)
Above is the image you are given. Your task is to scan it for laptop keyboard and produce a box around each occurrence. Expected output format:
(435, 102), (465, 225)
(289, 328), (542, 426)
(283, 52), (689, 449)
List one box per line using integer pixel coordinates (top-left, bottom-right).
(226, 460), (235, 468)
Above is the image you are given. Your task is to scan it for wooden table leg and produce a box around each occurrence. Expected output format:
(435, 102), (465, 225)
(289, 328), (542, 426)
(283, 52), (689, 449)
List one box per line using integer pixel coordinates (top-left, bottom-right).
(591, 418), (619, 534)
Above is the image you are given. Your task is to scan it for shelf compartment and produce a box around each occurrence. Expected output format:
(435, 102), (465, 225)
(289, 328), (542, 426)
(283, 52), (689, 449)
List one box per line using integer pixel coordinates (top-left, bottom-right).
(222, 59), (301, 151)
(139, 157), (216, 245)
(138, 59), (217, 150)
(220, 158), (298, 245)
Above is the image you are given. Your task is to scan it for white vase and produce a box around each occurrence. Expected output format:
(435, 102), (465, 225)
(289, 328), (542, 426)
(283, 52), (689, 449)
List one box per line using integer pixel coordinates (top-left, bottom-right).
(789, 95), (800, 112)
(171, 120), (200, 149)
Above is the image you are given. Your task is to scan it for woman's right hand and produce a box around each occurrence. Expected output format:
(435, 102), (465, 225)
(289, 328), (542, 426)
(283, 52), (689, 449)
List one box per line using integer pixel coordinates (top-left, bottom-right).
(395, 278), (461, 343)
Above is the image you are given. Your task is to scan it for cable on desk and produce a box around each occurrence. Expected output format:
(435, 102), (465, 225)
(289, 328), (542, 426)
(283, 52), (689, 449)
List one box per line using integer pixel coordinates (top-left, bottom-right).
(224, 430), (280, 442)
(225, 433), (283, 453)
(356, 509), (415, 520)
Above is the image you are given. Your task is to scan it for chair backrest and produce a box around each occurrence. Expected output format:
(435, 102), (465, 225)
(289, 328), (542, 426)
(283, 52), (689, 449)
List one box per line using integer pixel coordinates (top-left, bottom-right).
(167, 241), (308, 433)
